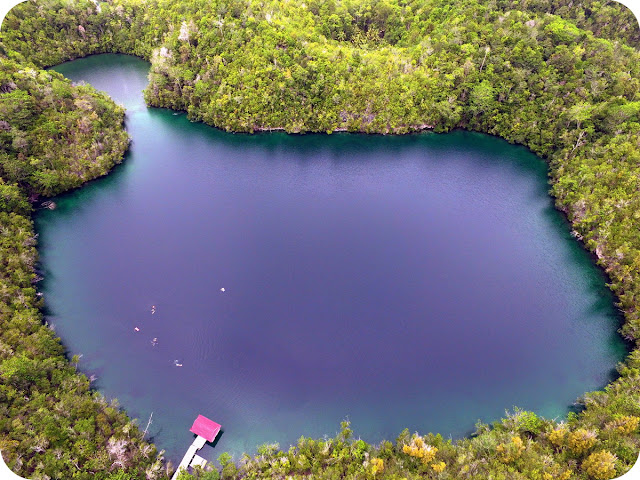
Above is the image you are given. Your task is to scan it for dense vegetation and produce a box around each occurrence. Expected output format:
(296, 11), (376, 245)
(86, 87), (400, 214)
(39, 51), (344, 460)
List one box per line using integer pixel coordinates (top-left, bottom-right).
(0, 44), (166, 480)
(0, 59), (129, 196)
(1, 0), (640, 479)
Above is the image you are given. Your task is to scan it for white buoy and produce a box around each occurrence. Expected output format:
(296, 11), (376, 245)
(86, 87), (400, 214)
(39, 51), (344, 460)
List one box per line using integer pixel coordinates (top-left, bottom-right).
(220, 287), (225, 292)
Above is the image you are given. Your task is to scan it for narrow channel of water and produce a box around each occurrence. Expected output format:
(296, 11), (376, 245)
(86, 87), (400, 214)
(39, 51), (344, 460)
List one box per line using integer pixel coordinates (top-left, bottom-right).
(37, 53), (626, 463)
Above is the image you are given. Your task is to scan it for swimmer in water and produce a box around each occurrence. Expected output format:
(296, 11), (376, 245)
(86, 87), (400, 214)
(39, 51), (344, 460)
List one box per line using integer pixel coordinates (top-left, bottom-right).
(151, 337), (158, 346)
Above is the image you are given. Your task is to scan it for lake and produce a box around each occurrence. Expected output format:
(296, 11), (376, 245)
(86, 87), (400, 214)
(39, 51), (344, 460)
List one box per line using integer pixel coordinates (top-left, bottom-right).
(37, 53), (625, 463)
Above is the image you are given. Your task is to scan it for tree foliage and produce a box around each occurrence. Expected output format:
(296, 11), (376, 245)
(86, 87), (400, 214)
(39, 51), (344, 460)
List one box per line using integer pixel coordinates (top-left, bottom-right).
(1, 0), (640, 478)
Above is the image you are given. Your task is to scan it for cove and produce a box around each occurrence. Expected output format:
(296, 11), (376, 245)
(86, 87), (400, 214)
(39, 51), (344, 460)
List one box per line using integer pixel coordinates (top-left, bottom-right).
(36, 53), (626, 463)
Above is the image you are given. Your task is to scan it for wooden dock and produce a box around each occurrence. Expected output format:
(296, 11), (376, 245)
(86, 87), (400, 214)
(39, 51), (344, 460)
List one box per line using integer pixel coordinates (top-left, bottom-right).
(171, 436), (207, 480)
(171, 415), (221, 480)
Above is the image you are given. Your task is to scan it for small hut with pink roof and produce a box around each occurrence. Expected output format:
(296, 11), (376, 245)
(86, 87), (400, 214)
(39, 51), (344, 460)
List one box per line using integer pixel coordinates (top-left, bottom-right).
(171, 415), (222, 480)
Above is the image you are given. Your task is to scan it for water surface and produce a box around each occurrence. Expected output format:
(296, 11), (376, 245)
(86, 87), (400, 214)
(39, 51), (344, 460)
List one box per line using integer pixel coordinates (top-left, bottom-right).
(38, 54), (626, 462)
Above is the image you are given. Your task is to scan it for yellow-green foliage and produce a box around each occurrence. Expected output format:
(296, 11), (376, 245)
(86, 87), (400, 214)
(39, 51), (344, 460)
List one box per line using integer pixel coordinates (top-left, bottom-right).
(402, 435), (438, 464)
(605, 416), (640, 435)
(496, 436), (525, 463)
(582, 450), (617, 480)
(543, 468), (572, 480)
(548, 426), (568, 449)
(568, 429), (597, 455)
(370, 457), (384, 475)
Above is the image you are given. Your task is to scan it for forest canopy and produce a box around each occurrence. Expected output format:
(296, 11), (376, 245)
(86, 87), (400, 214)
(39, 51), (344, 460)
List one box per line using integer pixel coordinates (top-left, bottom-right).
(1, 0), (640, 479)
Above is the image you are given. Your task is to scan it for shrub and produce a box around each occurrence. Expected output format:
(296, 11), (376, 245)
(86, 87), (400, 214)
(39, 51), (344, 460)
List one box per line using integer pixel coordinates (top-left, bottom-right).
(567, 429), (597, 455)
(370, 457), (384, 475)
(402, 434), (438, 464)
(496, 436), (525, 463)
(548, 427), (568, 449)
(605, 416), (640, 435)
(582, 450), (617, 480)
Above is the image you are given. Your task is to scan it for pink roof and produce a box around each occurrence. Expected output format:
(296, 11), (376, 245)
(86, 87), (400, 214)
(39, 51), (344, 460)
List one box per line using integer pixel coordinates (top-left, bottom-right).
(190, 415), (221, 442)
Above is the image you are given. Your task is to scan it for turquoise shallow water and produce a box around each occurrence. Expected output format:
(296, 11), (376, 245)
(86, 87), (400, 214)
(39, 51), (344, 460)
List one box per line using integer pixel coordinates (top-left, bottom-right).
(38, 53), (626, 463)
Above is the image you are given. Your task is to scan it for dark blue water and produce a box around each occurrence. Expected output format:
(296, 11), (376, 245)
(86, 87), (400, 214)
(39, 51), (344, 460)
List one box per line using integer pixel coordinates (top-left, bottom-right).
(38, 54), (625, 463)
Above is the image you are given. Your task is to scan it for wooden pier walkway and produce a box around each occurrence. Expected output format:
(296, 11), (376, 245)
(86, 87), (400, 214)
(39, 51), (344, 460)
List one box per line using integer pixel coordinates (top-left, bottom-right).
(171, 415), (221, 480)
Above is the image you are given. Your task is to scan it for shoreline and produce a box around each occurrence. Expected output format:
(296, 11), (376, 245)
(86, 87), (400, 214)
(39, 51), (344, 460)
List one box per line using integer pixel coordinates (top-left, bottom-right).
(3, 0), (640, 476)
